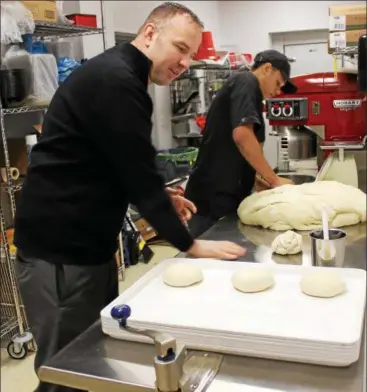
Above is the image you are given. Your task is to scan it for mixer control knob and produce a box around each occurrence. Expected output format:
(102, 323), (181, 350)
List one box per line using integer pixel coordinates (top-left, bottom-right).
(282, 105), (293, 117)
(271, 105), (282, 117)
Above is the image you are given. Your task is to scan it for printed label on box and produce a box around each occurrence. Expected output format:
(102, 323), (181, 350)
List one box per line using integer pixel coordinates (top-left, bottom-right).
(329, 32), (346, 49)
(329, 15), (346, 31)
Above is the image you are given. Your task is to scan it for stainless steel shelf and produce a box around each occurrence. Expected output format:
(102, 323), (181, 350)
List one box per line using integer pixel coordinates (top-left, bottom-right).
(4, 182), (23, 193)
(190, 60), (230, 70)
(171, 113), (196, 123)
(2, 105), (48, 115)
(332, 46), (358, 56)
(34, 21), (103, 40)
(173, 134), (203, 139)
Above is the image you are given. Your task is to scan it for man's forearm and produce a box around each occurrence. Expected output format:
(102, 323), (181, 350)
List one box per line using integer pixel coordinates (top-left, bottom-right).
(235, 134), (277, 186)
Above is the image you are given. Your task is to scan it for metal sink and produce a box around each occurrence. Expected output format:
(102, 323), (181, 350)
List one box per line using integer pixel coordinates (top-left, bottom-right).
(277, 172), (316, 185)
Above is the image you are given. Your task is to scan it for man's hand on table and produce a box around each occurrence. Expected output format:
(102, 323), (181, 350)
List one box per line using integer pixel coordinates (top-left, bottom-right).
(254, 174), (272, 192)
(166, 187), (197, 226)
(166, 187), (246, 259)
(273, 176), (294, 187)
(255, 174), (295, 192)
(187, 240), (247, 260)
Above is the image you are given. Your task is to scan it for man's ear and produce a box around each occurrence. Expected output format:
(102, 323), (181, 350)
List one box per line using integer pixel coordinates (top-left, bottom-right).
(142, 23), (156, 45)
(263, 62), (273, 75)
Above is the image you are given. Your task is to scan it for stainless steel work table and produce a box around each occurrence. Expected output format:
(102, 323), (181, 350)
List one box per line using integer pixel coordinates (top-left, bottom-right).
(39, 216), (367, 392)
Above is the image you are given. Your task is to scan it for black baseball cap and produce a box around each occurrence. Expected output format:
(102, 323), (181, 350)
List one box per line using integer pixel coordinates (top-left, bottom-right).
(253, 50), (297, 94)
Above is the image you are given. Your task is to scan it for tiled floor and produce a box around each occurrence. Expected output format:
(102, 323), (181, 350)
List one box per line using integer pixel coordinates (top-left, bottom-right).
(0, 245), (179, 392)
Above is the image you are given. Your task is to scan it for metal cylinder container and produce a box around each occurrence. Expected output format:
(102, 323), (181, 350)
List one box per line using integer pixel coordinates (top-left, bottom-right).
(309, 229), (347, 268)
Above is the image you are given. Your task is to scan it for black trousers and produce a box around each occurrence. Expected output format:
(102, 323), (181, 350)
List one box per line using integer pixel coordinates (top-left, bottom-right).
(15, 249), (119, 392)
(188, 214), (219, 238)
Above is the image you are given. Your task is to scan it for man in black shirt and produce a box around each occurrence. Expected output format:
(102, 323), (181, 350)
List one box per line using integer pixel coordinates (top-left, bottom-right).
(185, 50), (297, 238)
(14, 3), (245, 391)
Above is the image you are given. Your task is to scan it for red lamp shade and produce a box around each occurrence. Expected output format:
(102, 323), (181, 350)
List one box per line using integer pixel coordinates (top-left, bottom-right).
(243, 53), (253, 64)
(195, 115), (206, 133)
(194, 31), (218, 61)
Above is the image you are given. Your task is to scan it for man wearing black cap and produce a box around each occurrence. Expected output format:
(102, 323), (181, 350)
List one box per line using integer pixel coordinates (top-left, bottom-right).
(185, 50), (298, 238)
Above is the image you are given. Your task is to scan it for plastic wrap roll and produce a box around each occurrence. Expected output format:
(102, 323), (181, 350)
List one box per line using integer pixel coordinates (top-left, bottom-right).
(30, 54), (58, 104)
(0, 167), (20, 183)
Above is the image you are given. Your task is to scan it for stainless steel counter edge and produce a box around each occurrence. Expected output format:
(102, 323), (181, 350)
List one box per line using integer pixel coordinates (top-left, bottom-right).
(38, 216), (367, 392)
(38, 365), (153, 392)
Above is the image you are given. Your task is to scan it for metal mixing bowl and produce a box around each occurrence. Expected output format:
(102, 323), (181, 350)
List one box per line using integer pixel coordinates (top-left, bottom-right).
(277, 173), (316, 185)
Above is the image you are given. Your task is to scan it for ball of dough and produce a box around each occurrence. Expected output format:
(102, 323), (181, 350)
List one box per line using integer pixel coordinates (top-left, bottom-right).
(271, 230), (303, 255)
(163, 263), (204, 288)
(232, 268), (275, 293)
(300, 270), (346, 298)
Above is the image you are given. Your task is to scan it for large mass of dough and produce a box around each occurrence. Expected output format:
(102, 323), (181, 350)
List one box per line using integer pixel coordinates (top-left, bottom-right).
(238, 181), (366, 231)
(232, 268), (275, 293)
(271, 230), (302, 255)
(300, 269), (346, 298)
(163, 263), (204, 287)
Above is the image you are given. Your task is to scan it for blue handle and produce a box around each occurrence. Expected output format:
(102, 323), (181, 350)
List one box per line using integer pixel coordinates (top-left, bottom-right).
(111, 304), (131, 328)
(111, 304), (176, 362)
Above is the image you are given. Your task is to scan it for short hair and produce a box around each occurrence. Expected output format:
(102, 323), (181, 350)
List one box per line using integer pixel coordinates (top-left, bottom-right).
(138, 2), (204, 34)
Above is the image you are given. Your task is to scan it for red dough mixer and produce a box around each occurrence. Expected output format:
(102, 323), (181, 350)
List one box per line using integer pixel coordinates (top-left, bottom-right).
(266, 35), (367, 171)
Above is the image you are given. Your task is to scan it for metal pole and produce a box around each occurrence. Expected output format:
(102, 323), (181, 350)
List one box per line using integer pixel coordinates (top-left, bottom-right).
(100, 0), (107, 51)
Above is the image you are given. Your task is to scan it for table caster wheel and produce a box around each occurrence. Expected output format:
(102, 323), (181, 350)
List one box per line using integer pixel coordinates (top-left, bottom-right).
(7, 341), (28, 360)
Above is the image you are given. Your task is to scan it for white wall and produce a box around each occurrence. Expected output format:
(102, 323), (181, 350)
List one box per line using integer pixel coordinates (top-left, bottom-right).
(169, 1), (221, 47)
(218, 0), (366, 54)
(79, 1), (115, 57)
(112, 1), (155, 34)
(60, 0), (115, 59)
(112, 1), (221, 46)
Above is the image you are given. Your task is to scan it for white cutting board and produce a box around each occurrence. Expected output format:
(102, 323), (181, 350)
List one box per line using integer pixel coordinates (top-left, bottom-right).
(207, 381), (285, 392)
(101, 259), (366, 364)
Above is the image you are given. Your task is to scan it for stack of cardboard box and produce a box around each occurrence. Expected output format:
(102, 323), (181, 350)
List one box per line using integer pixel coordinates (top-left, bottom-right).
(22, 1), (57, 23)
(328, 3), (366, 54)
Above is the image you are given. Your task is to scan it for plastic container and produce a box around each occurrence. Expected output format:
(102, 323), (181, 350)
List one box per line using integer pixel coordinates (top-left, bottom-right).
(26, 134), (38, 163)
(156, 159), (177, 183)
(156, 147), (198, 165)
(22, 35), (48, 54)
(156, 147), (198, 182)
(45, 41), (74, 60)
(66, 14), (97, 28)
(0, 69), (28, 108)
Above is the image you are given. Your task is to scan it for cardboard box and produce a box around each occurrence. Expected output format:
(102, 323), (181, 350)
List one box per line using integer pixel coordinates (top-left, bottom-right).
(0, 139), (29, 176)
(329, 4), (366, 16)
(33, 124), (42, 134)
(22, 1), (57, 23)
(134, 218), (157, 242)
(329, 13), (367, 31)
(328, 29), (367, 53)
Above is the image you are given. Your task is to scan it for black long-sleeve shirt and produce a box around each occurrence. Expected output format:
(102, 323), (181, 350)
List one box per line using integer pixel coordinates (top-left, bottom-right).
(185, 71), (265, 219)
(14, 43), (194, 265)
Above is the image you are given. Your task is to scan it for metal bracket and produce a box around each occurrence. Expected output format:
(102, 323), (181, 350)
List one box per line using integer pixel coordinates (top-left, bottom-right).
(319, 135), (366, 161)
(111, 305), (223, 392)
(111, 305), (186, 392)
